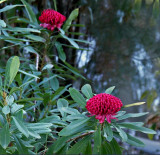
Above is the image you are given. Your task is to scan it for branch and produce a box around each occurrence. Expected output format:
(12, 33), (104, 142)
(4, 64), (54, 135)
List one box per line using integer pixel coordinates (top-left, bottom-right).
(66, 131), (94, 143)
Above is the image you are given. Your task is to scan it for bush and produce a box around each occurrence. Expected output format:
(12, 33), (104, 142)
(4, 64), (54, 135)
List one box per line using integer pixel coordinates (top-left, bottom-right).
(0, 1), (156, 154)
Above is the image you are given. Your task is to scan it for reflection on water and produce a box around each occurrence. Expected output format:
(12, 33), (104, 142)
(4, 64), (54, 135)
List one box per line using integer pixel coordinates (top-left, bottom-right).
(132, 44), (159, 112)
(76, 39), (95, 68)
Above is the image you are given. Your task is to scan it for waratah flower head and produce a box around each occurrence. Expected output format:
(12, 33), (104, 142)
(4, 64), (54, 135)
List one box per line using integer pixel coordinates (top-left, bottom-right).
(39, 9), (66, 31)
(86, 93), (123, 124)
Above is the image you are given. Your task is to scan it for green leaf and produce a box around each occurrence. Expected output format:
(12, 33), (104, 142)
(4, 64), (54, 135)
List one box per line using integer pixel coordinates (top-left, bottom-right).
(40, 115), (59, 123)
(60, 32), (79, 49)
(24, 46), (39, 55)
(0, 145), (6, 154)
(0, 114), (5, 127)
(40, 115), (67, 126)
(1, 44), (24, 52)
(103, 122), (113, 142)
(101, 142), (113, 155)
(118, 122), (144, 127)
(63, 8), (79, 32)
(19, 79), (34, 88)
(55, 41), (66, 61)
(118, 112), (149, 121)
(27, 127), (51, 134)
(114, 125), (128, 142)
(2, 27), (40, 33)
(147, 91), (157, 108)
(126, 134), (144, 147)
(8, 56), (20, 85)
(28, 129), (41, 139)
(61, 62), (86, 79)
(11, 103), (24, 114)
(57, 99), (69, 117)
(61, 43), (87, 51)
(18, 69), (39, 79)
(0, 5), (23, 13)
(0, 124), (10, 149)
(59, 118), (90, 136)
(0, 35), (30, 42)
(15, 17), (36, 26)
(9, 87), (21, 96)
(13, 135), (29, 154)
(21, 0), (38, 23)
(15, 73), (22, 86)
(12, 116), (29, 137)
(67, 32), (86, 36)
(31, 75), (59, 90)
(6, 95), (14, 106)
(26, 123), (52, 129)
(50, 77), (59, 91)
(148, 125), (156, 140)
(2, 105), (10, 115)
(0, 19), (6, 27)
(118, 122), (156, 134)
(110, 138), (122, 155)
(25, 35), (46, 42)
(46, 136), (70, 154)
(72, 38), (92, 44)
(66, 114), (87, 121)
(15, 97), (43, 103)
(51, 84), (71, 101)
(4, 56), (20, 88)
(140, 90), (149, 100)
(55, 144), (68, 154)
(93, 126), (101, 154)
(61, 107), (80, 115)
(69, 88), (86, 108)
(25, 123), (52, 134)
(83, 140), (92, 155)
(16, 110), (23, 121)
(105, 86), (115, 94)
(115, 111), (126, 118)
(42, 64), (53, 71)
(67, 135), (93, 154)
(47, 70), (59, 91)
(81, 84), (93, 99)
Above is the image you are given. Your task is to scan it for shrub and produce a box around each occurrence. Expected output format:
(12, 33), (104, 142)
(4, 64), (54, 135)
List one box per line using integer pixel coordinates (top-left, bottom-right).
(0, 1), (156, 154)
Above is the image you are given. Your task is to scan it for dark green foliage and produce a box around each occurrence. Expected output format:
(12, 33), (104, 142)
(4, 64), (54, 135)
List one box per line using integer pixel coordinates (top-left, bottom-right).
(0, 0), (157, 154)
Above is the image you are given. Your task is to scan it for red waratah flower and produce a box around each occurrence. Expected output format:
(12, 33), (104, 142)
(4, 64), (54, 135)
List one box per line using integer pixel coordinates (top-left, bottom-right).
(86, 93), (123, 124)
(39, 9), (66, 31)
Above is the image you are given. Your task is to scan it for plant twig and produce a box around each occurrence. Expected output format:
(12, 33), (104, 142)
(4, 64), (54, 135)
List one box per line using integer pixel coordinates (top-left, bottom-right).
(66, 131), (94, 143)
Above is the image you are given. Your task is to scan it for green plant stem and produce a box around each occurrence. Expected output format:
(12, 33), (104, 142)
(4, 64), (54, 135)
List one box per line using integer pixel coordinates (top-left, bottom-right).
(53, 0), (57, 11)
(101, 123), (104, 130)
(40, 43), (48, 71)
(40, 33), (53, 71)
(3, 91), (7, 106)
(3, 91), (11, 126)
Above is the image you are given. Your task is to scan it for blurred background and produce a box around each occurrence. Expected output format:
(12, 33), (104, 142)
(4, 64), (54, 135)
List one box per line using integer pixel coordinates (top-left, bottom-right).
(1, 0), (160, 154)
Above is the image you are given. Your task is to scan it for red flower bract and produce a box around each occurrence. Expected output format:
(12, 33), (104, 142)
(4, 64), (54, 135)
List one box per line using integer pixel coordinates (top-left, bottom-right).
(39, 9), (66, 31)
(86, 93), (123, 124)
